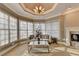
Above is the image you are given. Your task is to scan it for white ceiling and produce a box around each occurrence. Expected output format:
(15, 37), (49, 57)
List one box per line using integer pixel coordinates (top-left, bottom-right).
(3, 3), (79, 20)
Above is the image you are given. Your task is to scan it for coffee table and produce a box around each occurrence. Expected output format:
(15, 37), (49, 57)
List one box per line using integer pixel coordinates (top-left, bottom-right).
(28, 40), (49, 53)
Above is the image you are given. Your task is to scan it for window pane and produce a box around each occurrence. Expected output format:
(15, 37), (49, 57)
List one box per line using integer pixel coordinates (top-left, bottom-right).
(28, 31), (33, 37)
(28, 22), (33, 30)
(0, 18), (4, 24)
(20, 31), (27, 39)
(40, 23), (45, 34)
(0, 30), (5, 40)
(40, 23), (45, 30)
(19, 20), (27, 39)
(10, 30), (17, 42)
(10, 16), (17, 29)
(19, 21), (27, 30)
(28, 22), (33, 37)
(0, 11), (4, 18)
(0, 30), (9, 46)
(34, 23), (39, 31)
(10, 16), (17, 42)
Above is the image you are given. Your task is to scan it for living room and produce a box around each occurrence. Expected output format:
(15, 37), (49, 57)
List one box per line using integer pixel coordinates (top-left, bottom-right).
(0, 3), (79, 56)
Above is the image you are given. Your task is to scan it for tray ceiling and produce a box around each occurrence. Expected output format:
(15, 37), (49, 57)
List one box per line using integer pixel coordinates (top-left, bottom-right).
(20, 3), (57, 15)
(2, 3), (79, 21)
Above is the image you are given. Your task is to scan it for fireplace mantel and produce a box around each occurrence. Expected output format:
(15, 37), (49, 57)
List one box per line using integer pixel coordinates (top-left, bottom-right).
(65, 27), (79, 46)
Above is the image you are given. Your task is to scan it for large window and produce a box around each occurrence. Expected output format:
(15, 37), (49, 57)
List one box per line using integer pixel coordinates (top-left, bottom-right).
(28, 22), (33, 37)
(34, 23), (39, 34)
(0, 10), (9, 46)
(46, 20), (60, 39)
(10, 16), (17, 42)
(34, 23), (46, 35)
(45, 22), (52, 35)
(40, 23), (45, 34)
(19, 20), (27, 39)
(51, 21), (60, 39)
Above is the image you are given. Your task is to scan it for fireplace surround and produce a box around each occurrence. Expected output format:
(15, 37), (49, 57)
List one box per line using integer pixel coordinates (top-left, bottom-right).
(65, 27), (79, 48)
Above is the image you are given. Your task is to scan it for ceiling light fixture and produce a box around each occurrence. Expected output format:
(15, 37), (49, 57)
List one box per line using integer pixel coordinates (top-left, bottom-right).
(33, 6), (45, 15)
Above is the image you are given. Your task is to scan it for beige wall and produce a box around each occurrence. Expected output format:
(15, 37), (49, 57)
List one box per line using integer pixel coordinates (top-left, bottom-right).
(64, 11), (79, 46)
(55, 10), (79, 41)
(65, 11), (79, 27)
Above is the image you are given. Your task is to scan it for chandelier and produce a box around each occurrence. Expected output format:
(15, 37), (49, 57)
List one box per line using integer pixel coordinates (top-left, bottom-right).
(33, 6), (45, 15)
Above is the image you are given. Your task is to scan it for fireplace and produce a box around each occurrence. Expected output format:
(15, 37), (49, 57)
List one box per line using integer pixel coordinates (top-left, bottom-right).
(65, 27), (79, 47)
(70, 31), (79, 42)
(70, 31), (79, 48)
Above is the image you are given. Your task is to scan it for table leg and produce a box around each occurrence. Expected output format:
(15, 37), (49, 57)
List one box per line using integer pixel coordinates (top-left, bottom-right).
(48, 46), (50, 53)
(28, 46), (30, 53)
